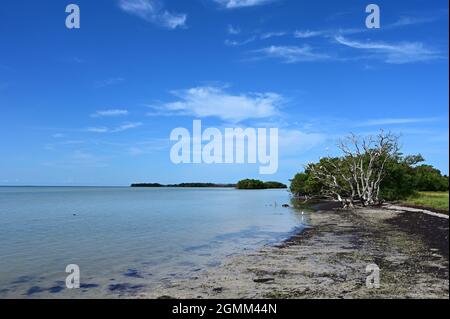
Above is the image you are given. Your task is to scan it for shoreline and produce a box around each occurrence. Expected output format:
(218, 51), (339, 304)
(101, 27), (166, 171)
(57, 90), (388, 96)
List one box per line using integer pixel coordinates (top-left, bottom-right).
(145, 202), (449, 299)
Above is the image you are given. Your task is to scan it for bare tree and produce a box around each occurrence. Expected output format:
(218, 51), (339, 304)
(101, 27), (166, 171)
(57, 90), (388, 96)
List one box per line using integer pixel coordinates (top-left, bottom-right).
(308, 131), (400, 208)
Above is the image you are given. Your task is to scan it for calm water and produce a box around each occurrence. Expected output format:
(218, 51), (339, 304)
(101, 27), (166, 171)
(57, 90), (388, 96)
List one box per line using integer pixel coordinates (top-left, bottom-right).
(0, 187), (308, 298)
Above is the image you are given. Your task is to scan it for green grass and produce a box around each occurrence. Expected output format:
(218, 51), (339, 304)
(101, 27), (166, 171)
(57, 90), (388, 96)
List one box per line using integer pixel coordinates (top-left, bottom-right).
(401, 192), (449, 212)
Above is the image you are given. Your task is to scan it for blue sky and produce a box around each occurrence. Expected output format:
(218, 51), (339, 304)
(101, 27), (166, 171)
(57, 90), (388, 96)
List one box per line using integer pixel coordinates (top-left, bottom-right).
(0, 0), (448, 186)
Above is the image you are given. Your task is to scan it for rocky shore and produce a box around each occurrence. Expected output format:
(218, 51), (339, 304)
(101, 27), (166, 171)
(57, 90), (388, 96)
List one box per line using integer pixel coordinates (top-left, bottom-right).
(146, 203), (449, 299)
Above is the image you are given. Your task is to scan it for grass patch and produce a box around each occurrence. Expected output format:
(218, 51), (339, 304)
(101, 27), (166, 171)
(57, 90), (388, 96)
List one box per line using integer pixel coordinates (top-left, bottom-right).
(401, 192), (449, 212)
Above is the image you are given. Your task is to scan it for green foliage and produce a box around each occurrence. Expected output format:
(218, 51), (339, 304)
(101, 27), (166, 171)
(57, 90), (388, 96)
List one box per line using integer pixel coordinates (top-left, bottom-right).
(381, 155), (449, 200)
(236, 179), (287, 189)
(290, 171), (322, 196)
(263, 181), (288, 189)
(131, 183), (164, 187)
(131, 183), (236, 188)
(380, 156), (419, 200)
(291, 152), (449, 202)
(290, 173), (309, 195)
(413, 165), (449, 192)
(237, 179), (266, 189)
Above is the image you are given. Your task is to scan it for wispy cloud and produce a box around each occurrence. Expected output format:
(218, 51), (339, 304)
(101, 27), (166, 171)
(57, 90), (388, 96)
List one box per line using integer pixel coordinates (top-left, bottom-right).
(214, 0), (276, 9)
(293, 12), (443, 40)
(260, 31), (286, 39)
(118, 0), (187, 29)
(94, 77), (125, 88)
(71, 57), (85, 64)
(224, 30), (291, 48)
(357, 117), (440, 127)
(114, 122), (143, 132)
(251, 45), (330, 63)
(63, 56), (85, 64)
(225, 27), (357, 47)
(148, 86), (283, 122)
(90, 109), (129, 118)
(86, 127), (109, 133)
(294, 27), (364, 39)
(225, 37), (256, 47)
(389, 16), (435, 28)
(335, 36), (442, 64)
(227, 24), (241, 35)
(87, 122), (142, 133)
(294, 30), (327, 39)
(387, 10), (447, 29)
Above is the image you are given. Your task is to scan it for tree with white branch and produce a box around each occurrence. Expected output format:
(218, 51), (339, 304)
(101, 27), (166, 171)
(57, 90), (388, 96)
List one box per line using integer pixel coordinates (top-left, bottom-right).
(308, 131), (400, 208)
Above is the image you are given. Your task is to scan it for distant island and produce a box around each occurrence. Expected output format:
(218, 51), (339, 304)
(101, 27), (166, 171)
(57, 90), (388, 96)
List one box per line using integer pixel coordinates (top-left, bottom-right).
(236, 179), (287, 190)
(131, 180), (288, 189)
(131, 183), (236, 188)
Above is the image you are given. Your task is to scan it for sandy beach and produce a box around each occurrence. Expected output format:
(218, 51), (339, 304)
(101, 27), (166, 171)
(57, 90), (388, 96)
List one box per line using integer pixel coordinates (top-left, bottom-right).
(146, 203), (449, 299)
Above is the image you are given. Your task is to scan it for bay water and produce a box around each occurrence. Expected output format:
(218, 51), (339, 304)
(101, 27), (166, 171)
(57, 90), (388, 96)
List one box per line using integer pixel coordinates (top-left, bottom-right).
(0, 187), (308, 298)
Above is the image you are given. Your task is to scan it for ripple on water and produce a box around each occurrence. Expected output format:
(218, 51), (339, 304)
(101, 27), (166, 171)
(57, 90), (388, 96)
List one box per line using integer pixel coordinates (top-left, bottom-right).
(123, 269), (144, 279)
(108, 283), (145, 293)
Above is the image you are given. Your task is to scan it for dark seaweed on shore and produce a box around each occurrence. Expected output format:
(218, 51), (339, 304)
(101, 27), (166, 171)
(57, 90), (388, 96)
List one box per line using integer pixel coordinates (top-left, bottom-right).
(388, 211), (449, 259)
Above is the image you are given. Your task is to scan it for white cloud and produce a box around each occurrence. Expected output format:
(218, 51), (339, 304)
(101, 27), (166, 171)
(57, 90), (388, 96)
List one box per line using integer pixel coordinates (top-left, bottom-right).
(335, 36), (442, 64)
(87, 122), (142, 133)
(118, 0), (187, 29)
(91, 109), (129, 118)
(293, 27), (364, 39)
(292, 13), (442, 40)
(115, 122), (143, 132)
(227, 24), (241, 35)
(214, 0), (275, 9)
(387, 13), (444, 29)
(260, 31), (286, 39)
(294, 30), (326, 39)
(357, 117), (439, 127)
(149, 86), (283, 122)
(87, 127), (109, 133)
(252, 45), (330, 63)
(225, 37), (256, 47)
(389, 16), (431, 28)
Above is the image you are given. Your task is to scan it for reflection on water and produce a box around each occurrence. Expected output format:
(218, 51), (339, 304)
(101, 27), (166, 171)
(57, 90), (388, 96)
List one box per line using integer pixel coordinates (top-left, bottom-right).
(0, 187), (309, 298)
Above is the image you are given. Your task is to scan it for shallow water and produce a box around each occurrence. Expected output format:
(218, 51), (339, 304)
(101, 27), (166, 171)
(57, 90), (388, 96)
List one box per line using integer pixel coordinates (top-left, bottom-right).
(0, 187), (308, 298)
